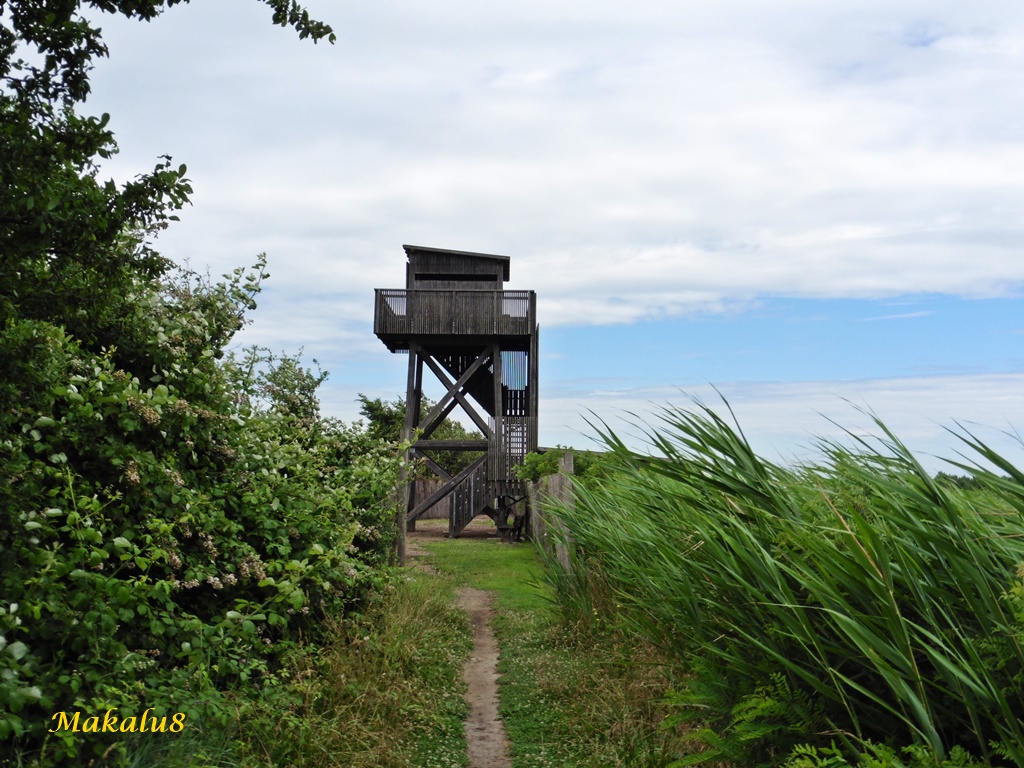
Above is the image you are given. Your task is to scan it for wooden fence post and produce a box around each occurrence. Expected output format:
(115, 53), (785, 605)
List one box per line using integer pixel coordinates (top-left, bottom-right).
(527, 451), (575, 573)
(395, 427), (410, 567)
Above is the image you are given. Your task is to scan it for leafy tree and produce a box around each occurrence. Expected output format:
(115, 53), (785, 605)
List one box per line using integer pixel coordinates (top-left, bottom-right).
(0, 4), (415, 764)
(357, 394), (410, 444)
(357, 393), (486, 475)
(0, 0), (333, 350)
(933, 471), (982, 491)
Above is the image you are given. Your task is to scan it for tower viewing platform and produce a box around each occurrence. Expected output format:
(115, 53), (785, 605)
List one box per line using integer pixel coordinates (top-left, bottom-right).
(373, 246), (536, 353)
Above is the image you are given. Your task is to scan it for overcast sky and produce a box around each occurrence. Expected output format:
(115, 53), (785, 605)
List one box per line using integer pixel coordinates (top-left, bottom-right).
(83, 0), (1024, 471)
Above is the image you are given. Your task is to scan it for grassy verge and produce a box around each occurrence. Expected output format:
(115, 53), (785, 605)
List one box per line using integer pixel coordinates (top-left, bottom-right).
(418, 531), (690, 767)
(117, 571), (471, 768)
(496, 612), (689, 767)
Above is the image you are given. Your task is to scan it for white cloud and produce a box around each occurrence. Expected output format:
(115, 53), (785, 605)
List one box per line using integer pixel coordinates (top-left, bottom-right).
(859, 311), (933, 321)
(540, 373), (1024, 473)
(71, 1), (1024, 463)
(85, 1), (1024, 331)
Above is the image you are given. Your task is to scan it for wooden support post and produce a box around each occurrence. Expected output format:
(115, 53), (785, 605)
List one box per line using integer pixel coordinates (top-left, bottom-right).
(529, 321), (539, 453)
(492, 343), (504, 495)
(413, 348), (423, 430)
(402, 344), (419, 542)
(396, 427), (410, 564)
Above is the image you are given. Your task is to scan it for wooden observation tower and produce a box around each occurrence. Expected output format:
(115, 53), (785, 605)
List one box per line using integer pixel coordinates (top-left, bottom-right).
(374, 245), (539, 537)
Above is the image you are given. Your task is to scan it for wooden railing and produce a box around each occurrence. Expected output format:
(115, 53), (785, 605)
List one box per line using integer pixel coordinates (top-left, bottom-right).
(374, 289), (535, 339)
(405, 454), (491, 537)
(450, 456), (490, 537)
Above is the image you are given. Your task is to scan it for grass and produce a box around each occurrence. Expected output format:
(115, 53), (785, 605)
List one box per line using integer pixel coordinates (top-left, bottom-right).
(242, 570), (471, 768)
(107, 519), (682, 768)
(97, 516), (703, 768)
(547, 400), (1024, 766)
(114, 571), (472, 768)
(414, 528), (552, 612)
(496, 611), (690, 768)
(417, 524), (693, 767)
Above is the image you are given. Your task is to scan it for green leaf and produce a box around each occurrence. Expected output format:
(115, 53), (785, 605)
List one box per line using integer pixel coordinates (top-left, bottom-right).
(7, 642), (28, 661)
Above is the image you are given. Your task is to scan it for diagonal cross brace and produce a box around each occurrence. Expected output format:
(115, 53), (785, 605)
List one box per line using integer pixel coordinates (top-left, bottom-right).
(406, 454), (487, 521)
(417, 451), (453, 481)
(420, 348), (493, 438)
(419, 396), (459, 441)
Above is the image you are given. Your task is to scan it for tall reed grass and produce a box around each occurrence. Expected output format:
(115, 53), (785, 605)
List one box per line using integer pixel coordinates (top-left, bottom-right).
(544, 402), (1024, 766)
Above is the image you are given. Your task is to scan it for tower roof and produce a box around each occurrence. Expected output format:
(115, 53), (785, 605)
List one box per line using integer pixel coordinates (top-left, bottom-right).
(403, 244), (511, 282)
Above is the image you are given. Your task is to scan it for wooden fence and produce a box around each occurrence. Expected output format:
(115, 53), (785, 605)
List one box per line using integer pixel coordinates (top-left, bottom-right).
(414, 477), (452, 519)
(525, 451), (575, 572)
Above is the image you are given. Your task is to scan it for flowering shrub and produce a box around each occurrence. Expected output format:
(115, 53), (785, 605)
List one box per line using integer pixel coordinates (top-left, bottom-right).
(0, 261), (404, 761)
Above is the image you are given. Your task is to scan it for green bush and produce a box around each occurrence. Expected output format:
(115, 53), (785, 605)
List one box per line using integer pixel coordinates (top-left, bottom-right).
(1, 4), (396, 763)
(515, 449), (565, 482)
(0, 263), (403, 763)
(514, 447), (611, 486)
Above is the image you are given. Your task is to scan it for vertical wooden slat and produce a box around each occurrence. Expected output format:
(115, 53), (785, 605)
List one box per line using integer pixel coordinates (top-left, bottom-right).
(529, 322), (540, 468)
(491, 343), (503, 494)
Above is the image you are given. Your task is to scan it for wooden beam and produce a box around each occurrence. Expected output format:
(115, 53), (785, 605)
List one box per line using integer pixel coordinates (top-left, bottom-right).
(407, 455), (487, 521)
(418, 452), (453, 481)
(421, 347), (491, 426)
(420, 349), (492, 436)
(418, 396), (459, 440)
(412, 347), (424, 430)
(414, 439), (489, 451)
(404, 343), (420, 436)
(401, 343), (420, 541)
(492, 342), (504, 486)
(421, 351), (493, 436)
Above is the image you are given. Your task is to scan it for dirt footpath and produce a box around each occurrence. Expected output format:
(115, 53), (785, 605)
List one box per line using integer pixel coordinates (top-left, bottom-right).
(407, 521), (512, 768)
(457, 587), (512, 768)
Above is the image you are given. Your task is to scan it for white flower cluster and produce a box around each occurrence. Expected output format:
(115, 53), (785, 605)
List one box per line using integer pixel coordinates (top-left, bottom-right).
(238, 554), (266, 581)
